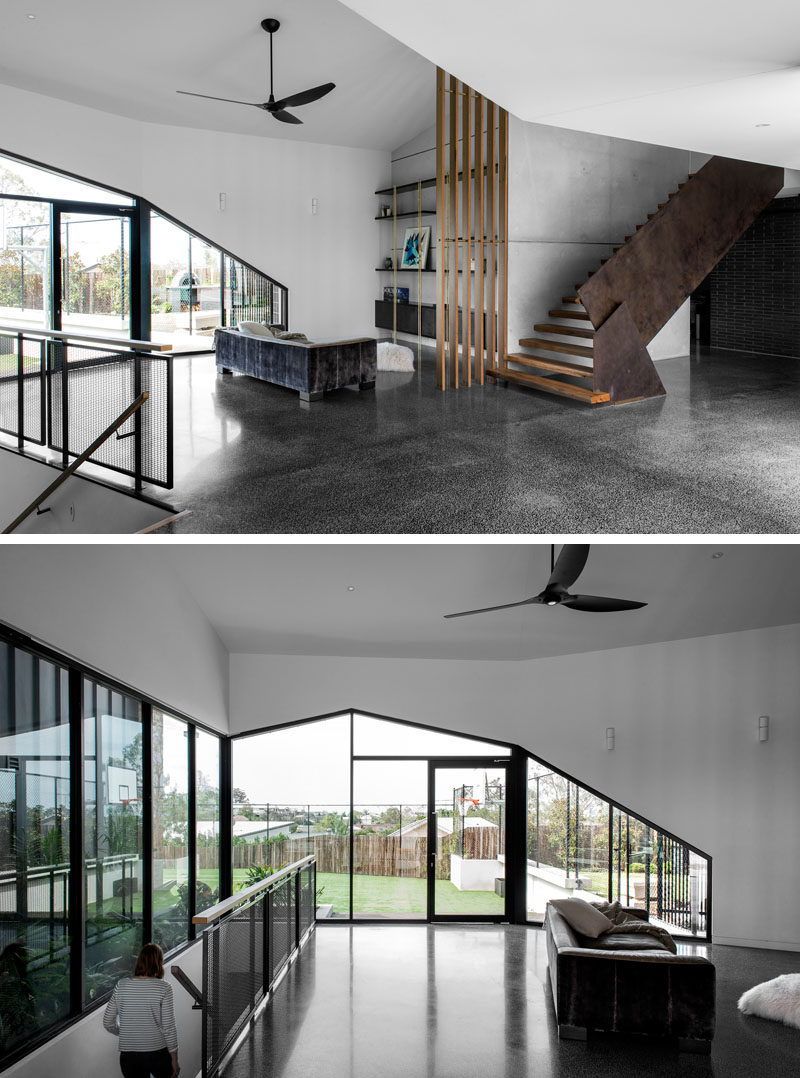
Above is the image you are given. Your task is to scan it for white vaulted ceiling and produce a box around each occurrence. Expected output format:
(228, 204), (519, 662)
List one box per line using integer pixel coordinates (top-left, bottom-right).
(163, 543), (800, 660)
(0, 0), (434, 150)
(340, 0), (800, 169)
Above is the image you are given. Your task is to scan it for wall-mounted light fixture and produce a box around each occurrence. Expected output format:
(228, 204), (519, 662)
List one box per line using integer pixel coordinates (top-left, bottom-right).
(758, 715), (769, 742)
(605, 726), (615, 751)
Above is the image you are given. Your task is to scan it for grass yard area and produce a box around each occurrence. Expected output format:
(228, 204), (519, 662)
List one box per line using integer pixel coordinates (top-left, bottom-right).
(317, 871), (504, 916)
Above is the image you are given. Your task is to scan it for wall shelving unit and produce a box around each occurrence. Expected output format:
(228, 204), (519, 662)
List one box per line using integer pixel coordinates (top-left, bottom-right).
(374, 177), (437, 345)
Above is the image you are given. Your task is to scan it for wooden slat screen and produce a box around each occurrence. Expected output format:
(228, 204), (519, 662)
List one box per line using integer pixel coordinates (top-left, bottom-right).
(435, 69), (509, 390)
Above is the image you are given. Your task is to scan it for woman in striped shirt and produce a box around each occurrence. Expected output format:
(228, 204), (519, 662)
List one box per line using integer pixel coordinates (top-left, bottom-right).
(103, 943), (180, 1078)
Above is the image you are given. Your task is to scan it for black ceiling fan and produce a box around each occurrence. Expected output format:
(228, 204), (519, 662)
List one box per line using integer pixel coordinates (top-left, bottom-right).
(177, 18), (335, 125)
(444, 545), (647, 619)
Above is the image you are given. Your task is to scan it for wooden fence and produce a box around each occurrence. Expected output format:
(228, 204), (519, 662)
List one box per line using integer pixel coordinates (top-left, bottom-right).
(161, 828), (499, 882)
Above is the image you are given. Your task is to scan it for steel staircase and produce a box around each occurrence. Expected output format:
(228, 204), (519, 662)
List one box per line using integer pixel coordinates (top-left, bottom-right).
(488, 156), (784, 405)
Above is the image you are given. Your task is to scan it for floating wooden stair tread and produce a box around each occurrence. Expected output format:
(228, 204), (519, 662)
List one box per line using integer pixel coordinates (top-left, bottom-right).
(562, 295), (583, 304)
(506, 352), (593, 377)
(519, 337), (594, 359)
(533, 322), (594, 339)
(487, 366), (609, 404)
(548, 308), (591, 320)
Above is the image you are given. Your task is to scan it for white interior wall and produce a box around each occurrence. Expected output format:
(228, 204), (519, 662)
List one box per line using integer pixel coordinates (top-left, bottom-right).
(3, 941), (204, 1078)
(0, 449), (169, 534)
(0, 82), (389, 339)
(0, 546), (229, 731)
(389, 118), (705, 358)
(230, 622), (800, 951)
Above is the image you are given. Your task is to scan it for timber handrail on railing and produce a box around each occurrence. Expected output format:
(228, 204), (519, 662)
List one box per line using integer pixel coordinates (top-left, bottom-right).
(0, 323), (172, 352)
(192, 854), (315, 925)
(3, 392), (149, 534)
(180, 854), (317, 1078)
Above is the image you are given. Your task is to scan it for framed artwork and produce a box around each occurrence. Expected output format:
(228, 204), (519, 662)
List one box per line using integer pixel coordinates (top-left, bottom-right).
(400, 226), (430, 269)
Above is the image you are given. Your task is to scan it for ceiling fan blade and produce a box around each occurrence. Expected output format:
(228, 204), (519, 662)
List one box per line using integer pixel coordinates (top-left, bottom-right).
(272, 109), (303, 124)
(177, 90), (266, 108)
(562, 594), (647, 613)
(444, 597), (537, 620)
(547, 544), (590, 591)
(273, 82), (336, 110)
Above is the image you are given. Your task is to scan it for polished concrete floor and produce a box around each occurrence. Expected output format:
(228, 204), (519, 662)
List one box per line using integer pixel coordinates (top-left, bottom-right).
(224, 925), (800, 1078)
(151, 343), (800, 534)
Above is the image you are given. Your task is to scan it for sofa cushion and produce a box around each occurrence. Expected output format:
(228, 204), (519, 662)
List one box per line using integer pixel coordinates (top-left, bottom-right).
(579, 931), (671, 952)
(238, 320), (275, 338)
(549, 898), (612, 938)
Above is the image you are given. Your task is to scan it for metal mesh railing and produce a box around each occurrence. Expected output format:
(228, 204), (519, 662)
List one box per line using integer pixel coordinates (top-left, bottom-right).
(48, 341), (172, 487)
(196, 856), (315, 1078)
(0, 332), (46, 445)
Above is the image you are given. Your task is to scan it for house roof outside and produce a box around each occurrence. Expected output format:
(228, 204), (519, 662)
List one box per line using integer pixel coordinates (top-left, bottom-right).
(390, 816), (499, 838)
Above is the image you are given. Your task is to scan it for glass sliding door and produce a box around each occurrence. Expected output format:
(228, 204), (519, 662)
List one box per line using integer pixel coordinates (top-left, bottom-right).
(352, 760), (427, 919)
(430, 762), (507, 920)
(57, 208), (132, 339)
(0, 199), (51, 331)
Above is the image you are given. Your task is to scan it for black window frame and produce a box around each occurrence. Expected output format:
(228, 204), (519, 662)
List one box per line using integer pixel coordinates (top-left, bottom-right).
(0, 621), (228, 1073)
(0, 146), (289, 347)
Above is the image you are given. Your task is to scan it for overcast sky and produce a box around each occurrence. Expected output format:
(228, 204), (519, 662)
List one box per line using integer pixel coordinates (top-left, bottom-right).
(232, 714), (509, 810)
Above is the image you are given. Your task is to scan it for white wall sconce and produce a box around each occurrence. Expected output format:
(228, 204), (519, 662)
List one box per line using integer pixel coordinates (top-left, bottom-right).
(311, 197), (319, 215)
(218, 192), (227, 212)
(605, 727), (615, 751)
(758, 715), (769, 742)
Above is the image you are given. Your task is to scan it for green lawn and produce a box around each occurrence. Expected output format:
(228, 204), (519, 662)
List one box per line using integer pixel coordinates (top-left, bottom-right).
(317, 871), (504, 915)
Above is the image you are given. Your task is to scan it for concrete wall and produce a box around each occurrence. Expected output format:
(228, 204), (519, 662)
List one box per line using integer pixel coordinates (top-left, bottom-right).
(0, 82), (388, 340)
(0, 546), (229, 732)
(230, 622), (800, 951)
(0, 449), (169, 534)
(3, 942), (204, 1078)
(389, 118), (705, 358)
(508, 119), (704, 360)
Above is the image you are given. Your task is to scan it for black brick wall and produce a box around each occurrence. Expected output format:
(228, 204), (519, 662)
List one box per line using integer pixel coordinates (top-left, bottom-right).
(707, 195), (800, 358)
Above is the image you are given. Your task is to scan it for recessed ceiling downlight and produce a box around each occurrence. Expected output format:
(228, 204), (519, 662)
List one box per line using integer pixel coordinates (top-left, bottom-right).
(346, 585), (356, 592)
(755, 123), (771, 128)
(711, 551), (724, 559)
(26, 12), (37, 18)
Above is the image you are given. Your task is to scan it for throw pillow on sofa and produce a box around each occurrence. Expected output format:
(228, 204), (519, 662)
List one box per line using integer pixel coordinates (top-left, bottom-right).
(549, 897), (613, 938)
(238, 321), (275, 338)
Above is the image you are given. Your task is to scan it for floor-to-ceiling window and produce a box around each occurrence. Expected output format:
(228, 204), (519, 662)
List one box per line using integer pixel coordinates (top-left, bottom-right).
(151, 710), (190, 953)
(82, 679), (143, 1001)
(0, 626), (226, 1068)
(233, 711), (512, 922)
(0, 150), (287, 357)
(0, 643), (71, 1058)
(195, 729), (220, 917)
(526, 758), (709, 935)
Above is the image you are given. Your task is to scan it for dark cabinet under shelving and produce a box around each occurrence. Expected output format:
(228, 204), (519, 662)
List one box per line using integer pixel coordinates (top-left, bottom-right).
(375, 301), (490, 341)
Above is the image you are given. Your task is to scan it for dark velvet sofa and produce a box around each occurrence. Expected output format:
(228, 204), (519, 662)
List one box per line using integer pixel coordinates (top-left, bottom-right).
(545, 902), (715, 1053)
(214, 328), (377, 403)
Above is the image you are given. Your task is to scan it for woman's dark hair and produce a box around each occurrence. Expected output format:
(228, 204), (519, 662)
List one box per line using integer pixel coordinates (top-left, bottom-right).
(133, 943), (165, 979)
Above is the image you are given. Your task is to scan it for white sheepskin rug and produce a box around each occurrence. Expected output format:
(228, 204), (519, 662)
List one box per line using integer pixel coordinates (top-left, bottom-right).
(377, 341), (415, 373)
(738, 973), (800, 1029)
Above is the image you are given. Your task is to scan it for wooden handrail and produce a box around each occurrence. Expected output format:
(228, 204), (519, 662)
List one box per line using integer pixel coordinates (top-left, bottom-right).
(192, 855), (315, 925)
(0, 323), (172, 353)
(2, 392), (149, 534)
